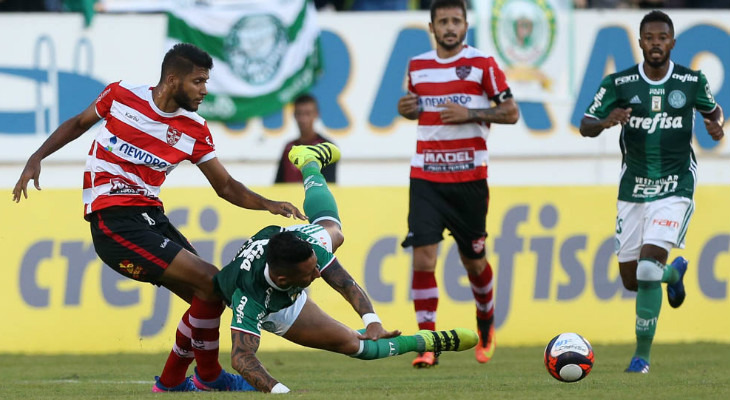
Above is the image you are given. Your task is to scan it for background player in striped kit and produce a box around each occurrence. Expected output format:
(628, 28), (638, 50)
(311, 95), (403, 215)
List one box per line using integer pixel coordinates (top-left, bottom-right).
(396, 0), (519, 368)
(580, 10), (724, 373)
(12, 43), (305, 392)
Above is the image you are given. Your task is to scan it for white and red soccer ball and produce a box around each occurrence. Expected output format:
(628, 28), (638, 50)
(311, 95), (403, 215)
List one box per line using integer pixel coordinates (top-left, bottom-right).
(544, 332), (594, 383)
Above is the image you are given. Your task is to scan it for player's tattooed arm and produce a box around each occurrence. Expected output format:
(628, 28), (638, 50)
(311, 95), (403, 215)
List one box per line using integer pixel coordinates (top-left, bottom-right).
(321, 259), (374, 315)
(322, 259), (401, 340)
(231, 330), (279, 392)
(466, 98), (519, 124)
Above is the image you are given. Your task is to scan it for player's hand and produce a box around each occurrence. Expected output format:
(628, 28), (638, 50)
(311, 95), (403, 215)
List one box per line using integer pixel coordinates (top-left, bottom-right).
(601, 107), (632, 128)
(704, 118), (725, 141)
(12, 157), (42, 203)
(357, 323), (401, 341)
(267, 201), (306, 220)
(437, 101), (470, 124)
(398, 92), (420, 119)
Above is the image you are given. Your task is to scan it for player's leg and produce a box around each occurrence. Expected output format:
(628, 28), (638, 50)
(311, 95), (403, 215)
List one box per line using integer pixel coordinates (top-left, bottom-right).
(401, 179), (446, 368)
(279, 295), (477, 359)
(625, 197), (693, 373)
(288, 142), (344, 251)
(89, 207), (215, 391)
(446, 180), (494, 364)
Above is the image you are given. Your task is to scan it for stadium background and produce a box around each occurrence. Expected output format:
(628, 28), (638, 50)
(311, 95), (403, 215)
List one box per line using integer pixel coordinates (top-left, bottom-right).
(1, 3), (729, 354)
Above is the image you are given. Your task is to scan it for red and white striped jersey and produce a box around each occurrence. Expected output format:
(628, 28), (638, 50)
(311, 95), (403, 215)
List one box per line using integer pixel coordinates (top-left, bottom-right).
(82, 81), (216, 216)
(407, 45), (510, 183)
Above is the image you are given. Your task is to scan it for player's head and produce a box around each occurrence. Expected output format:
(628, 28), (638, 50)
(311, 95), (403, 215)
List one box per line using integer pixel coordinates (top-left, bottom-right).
(267, 231), (320, 288)
(638, 10), (675, 69)
(159, 43), (213, 112)
(293, 94), (319, 135)
(429, 0), (468, 52)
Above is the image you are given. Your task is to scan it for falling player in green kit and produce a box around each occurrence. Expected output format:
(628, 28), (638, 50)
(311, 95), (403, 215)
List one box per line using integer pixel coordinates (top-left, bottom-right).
(211, 143), (478, 393)
(580, 10), (725, 373)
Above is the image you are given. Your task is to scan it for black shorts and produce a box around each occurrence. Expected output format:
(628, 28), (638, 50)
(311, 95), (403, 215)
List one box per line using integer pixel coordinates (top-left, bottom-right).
(401, 178), (489, 259)
(89, 206), (197, 284)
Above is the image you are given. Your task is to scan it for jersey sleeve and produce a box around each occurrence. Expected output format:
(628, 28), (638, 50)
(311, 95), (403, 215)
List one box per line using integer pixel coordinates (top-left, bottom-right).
(94, 81), (120, 119)
(694, 71), (718, 113)
(191, 122), (216, 165)
(229, 287), (267, 337)
(480, 57), (510, 100)
(584, 75), (618, 120)
(407, 60), (415, 94)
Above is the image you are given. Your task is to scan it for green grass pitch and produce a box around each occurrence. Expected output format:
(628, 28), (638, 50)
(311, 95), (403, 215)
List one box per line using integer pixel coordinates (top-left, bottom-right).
(2, 343), (730, 399)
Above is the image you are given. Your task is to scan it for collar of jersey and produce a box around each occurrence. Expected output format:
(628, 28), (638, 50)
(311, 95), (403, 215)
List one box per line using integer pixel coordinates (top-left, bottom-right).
(264, 264), (291, 291)
(638, 60), (674, 85)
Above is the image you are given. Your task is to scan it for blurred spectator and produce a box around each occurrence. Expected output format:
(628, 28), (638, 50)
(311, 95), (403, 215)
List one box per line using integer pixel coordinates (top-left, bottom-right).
(0, 0), (46, 10)
(275, 94), (337, 184)
(688, 0), (726, 8)
(315, 0), (347, 10)
(350, 0), (408, 10)
(575, 0), (632, 8)
(629, 0), (686, 7)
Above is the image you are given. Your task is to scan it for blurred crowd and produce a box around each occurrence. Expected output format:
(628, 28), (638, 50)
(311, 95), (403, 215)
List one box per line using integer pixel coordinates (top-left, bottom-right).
(1, 0), (728, 12)
(574, 0), (727, 8)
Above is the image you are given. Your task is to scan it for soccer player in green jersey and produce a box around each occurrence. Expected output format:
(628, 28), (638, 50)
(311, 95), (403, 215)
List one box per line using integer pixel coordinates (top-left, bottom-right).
(211, 143), (479, 393)
(579, 10), (724, 373)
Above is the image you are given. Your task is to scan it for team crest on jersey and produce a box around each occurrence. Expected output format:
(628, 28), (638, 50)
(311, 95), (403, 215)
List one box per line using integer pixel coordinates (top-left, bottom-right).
(166, 126), (182, 146)
(456, 65), (472, 80)
(668, 90), (686, 108)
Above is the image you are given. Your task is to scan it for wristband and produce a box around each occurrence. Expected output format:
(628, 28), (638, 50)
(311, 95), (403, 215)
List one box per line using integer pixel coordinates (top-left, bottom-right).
(361, 313), (382, 327)
(271, 382), (290, 394)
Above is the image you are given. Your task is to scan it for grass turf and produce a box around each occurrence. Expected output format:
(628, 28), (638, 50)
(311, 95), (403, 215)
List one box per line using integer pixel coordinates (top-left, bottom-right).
(2, 343), (729, 399)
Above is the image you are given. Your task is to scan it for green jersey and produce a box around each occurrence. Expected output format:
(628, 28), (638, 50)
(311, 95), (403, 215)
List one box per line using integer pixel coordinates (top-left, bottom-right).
(584, 62), (717, 202)
(213, 225), (336, 336)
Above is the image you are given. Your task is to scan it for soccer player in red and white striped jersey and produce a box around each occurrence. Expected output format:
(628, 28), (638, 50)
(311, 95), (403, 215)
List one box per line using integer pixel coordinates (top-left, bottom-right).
(397, 0), (519, 368)
(13, 43), (305, 392)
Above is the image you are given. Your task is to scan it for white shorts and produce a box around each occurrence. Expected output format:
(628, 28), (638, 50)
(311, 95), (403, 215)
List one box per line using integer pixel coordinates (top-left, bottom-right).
(261, 291), (308, 336)
(286, 223), (335, 252)
(615, 196), (694, 262)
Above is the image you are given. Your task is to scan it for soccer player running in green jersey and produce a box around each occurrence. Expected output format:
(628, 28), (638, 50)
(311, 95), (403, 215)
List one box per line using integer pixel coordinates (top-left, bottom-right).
(580, 10), (724, 374)
(212, 143), (478, 393)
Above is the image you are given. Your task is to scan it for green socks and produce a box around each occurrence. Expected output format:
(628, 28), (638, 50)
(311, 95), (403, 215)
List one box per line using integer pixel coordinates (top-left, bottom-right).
(662, 264), (679, 284)
(301, 161), (340, 224)
(351, 335), (424, 360)
(634, 279), (662, 361)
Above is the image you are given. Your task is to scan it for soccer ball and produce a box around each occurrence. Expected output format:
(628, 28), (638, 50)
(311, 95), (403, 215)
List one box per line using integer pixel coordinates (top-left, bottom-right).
(544, 332), (594, 383)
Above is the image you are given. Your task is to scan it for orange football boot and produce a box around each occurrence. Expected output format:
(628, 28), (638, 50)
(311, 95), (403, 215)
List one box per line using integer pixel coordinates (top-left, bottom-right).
(412, 351), (438, 368)
(475, 324), (495, 363)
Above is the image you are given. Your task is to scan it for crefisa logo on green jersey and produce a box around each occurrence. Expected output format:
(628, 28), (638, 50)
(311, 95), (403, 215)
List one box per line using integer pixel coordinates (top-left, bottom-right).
(490, 0), (556, 88)
(224, 14), (288, 85)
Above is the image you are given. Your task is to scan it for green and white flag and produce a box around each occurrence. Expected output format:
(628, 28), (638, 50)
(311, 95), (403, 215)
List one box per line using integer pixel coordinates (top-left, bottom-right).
(167, 0), (321, 122)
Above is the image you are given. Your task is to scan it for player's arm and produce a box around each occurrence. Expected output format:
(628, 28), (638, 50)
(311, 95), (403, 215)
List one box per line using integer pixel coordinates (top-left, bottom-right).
(12, 101), (100, 202)
(579, 108), (632, 138)
(321, 259), (401, 340)
(231, 330), (288, 393)
(438, 91), (519, 125)
(198, 158), (306, 220)
(701, 104), (725, 141)
(397, 92), (420, 120)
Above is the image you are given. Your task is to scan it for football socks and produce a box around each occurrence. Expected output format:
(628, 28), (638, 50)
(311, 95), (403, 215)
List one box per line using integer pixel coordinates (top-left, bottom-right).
(301, 166), (341, 224)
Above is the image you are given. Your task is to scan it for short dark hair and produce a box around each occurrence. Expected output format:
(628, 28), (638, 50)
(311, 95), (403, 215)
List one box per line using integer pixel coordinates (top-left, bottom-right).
(430, 0), (467, 23)
(294, 93), (318, 108)
(160, 43), (213, 81)
(266, 231), (314, 273)
(640, 10), (674, 36)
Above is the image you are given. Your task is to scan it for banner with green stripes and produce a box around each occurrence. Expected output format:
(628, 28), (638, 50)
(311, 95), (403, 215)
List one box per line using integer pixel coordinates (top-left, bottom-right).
(167, 0), (321, 122)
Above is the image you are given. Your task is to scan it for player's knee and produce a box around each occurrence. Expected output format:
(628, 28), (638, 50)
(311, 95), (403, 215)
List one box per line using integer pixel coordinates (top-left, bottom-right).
(637, 259), (663, 282)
